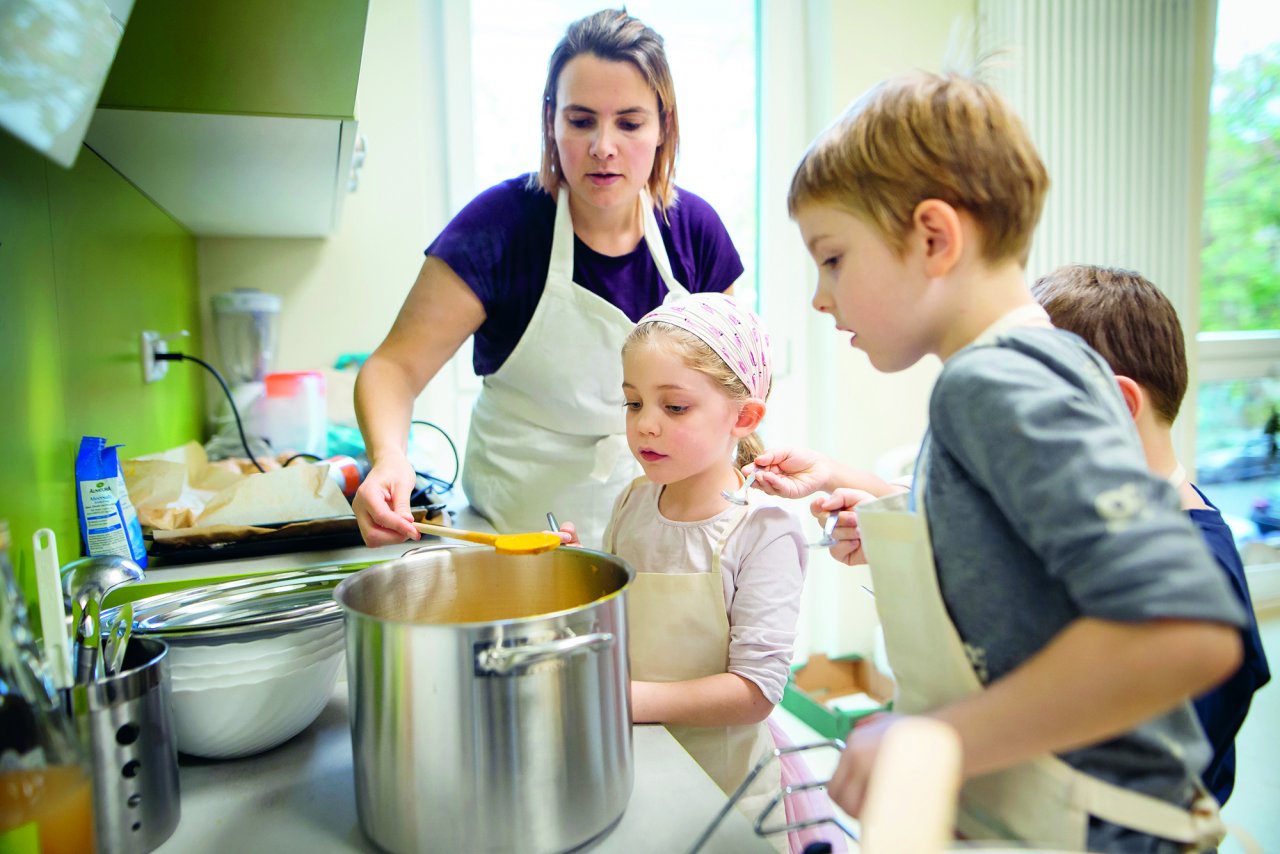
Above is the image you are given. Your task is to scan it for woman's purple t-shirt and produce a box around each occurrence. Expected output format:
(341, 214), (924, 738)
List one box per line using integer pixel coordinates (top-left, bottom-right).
(425, 175), (744, 375)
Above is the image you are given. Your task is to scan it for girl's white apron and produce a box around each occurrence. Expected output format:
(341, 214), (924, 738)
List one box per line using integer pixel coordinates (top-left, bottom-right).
(610, 481), (783, 850)
(462, 188), (689, 548)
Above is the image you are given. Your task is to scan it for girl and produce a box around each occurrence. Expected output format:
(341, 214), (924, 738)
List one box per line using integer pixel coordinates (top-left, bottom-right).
(562, 292), (841, 852)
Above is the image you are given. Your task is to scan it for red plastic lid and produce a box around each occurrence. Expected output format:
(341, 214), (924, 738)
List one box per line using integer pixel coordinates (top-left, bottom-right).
(265, 370), (326, 397)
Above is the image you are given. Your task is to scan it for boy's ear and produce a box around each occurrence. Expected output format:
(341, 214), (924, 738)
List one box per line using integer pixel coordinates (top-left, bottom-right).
(1115, 375), (1143, 419)
(733, 399), (766, 435)
(912, 199), (964, 278)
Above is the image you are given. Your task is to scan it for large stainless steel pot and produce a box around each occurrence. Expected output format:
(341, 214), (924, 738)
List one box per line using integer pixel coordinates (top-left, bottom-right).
(334, 544), (634, 854)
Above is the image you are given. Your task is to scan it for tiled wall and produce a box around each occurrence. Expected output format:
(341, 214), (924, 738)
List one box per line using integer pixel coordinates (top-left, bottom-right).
(0, 133), (203, 607)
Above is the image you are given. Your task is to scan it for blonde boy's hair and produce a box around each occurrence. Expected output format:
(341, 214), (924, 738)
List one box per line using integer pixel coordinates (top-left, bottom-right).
(788, 70), (1049, 266)
(623, 323), (764, 471)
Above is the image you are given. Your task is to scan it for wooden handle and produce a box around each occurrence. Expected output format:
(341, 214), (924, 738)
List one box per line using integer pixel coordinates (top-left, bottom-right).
(413, 521), (498, 547)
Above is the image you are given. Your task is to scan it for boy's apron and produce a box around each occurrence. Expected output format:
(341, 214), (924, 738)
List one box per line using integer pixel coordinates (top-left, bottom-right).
(462, 188), (689, 548)
(612, 486), (782, 848)
(854, 310), (1226, 850)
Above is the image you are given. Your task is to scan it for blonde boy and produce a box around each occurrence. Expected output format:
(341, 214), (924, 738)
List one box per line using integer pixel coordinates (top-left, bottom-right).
(758, 72), (1247, 851)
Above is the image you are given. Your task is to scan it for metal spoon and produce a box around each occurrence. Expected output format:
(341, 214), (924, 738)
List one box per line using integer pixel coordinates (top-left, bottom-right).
(721, 472), (757, 506)
(61, 555), (145, 611)
(106, 602), (134, 675)
(808, 511), (839, 549)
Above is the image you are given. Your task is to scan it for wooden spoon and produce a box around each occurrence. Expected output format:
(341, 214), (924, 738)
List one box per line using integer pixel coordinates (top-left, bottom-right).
(413, 522), (561, 555)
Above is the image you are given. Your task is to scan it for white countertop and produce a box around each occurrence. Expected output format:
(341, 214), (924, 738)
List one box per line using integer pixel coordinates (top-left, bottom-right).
(154, 680), (775, 853)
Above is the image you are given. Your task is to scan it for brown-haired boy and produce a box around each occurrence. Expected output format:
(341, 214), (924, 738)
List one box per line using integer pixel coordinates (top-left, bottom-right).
(1033, 264), (1271, 808)
(748, 72), (1246, 851)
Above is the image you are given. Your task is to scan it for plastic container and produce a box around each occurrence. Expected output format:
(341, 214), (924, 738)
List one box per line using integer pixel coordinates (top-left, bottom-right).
(263, 371), (327, 457)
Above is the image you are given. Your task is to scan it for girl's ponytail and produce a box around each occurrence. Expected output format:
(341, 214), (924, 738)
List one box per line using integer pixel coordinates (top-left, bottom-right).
(735, 431), (764, 472)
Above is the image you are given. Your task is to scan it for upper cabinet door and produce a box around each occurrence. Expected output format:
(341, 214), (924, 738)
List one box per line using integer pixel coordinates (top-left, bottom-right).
(84, 0), (370, 238)
(96, 0), (367, 118)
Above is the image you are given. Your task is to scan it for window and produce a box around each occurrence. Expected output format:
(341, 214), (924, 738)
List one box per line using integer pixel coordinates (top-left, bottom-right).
(1195, 0), (1280, 552)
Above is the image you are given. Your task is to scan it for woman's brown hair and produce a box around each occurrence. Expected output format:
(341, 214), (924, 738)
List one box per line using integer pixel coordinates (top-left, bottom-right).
(533, 9), (680, 213)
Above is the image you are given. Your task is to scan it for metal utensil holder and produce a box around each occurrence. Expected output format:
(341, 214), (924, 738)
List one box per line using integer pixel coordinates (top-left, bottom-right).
(687, 739), (858, 854)
(62, 636), (181, 854)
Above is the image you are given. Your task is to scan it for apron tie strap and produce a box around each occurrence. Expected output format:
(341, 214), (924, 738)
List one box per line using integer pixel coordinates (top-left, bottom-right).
(590, 433), (630, 482)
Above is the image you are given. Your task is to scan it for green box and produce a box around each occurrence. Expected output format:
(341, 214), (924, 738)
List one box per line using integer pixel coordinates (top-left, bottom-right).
(781, 653), (894, 740)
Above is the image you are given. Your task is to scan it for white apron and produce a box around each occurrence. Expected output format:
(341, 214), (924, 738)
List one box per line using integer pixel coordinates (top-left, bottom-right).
(611, 482), (783, 849)
(854, 308), (1226, 850)
(461, 188), (689, 548)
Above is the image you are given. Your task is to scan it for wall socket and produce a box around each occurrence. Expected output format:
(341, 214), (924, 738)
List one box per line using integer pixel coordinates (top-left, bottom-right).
(140, 330), (188, 383)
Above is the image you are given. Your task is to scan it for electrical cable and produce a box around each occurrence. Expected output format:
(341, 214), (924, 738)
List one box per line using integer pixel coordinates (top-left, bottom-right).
(282, 453), (322, 467)
(156, 352), (267, 473)
(409, 419), (460, 492)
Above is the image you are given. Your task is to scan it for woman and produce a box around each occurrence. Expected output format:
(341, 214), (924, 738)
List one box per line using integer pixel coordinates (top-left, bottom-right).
(353, 9), (743, 548)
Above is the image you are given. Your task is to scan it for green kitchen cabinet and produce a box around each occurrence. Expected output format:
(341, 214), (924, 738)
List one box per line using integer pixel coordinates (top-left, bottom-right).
(83, 0), (370, 237)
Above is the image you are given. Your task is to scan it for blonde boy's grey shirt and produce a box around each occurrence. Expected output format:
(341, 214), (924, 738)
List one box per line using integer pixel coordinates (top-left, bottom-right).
(917, 326), (1246, 854)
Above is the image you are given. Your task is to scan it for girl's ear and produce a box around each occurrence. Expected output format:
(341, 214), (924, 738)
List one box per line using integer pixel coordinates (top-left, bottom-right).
(1115, 375), (1143, 420)
(733, 399), (766, 436)
(912, 199), (964, 278)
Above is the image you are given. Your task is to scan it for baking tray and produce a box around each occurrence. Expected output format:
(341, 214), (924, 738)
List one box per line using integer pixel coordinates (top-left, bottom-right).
(144, 504), (448, 566)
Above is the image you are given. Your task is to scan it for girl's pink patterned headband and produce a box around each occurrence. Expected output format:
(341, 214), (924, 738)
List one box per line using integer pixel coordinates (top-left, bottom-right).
(637, 292), (772, 400)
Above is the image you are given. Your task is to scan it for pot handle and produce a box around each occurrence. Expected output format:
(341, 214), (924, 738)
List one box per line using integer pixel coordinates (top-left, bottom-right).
(476, 632), (614, 675)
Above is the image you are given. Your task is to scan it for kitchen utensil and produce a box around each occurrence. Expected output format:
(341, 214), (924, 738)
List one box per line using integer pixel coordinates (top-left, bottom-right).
(106, 601), (133, 675)
(412, 520), (560, 555)
(721, 472), (757, 506)
(336, 546), (635, 854)
(808, 512), (839, 549)
(33, 528), (72, 687)
(62, 636), (181, 853)
(73, 599), (100, 686)
(100, 568), (352, 644)
(546, 511), (560, 533)
(688, 739), (857, 853)
(169, 646), (343, 759)
(61, 554), (145, 612)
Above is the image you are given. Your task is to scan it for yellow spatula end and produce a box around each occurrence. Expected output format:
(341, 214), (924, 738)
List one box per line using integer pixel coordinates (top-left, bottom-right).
(492, 532), (562, 555)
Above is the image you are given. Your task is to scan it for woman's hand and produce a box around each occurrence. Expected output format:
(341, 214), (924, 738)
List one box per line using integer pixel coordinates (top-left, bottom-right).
(744, 447), (835, 498)
(352, 453), (421, 546)
(811, 488), (878, 565)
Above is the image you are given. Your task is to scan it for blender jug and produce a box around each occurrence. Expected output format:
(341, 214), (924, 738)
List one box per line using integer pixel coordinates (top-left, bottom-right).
(205, 289), (281, 460)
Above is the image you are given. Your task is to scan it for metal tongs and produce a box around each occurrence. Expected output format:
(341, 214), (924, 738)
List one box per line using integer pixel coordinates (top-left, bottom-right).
(687, 739), (858, 853)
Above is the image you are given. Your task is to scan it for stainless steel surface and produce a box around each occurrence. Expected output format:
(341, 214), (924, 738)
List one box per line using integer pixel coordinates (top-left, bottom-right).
(721, 472), (756, 506)
(335, 546), (635, 854)
(61, 555), (145, 607)
(152, 686), (774, 854)
(101, 568), (350, 644)
(687, 739), (856, 854)
(62, 637), (181, 854)
(809, 512), (839, 549)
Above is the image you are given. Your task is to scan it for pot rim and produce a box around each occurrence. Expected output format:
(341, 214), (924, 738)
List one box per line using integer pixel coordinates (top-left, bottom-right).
(333, 545), (633, 629)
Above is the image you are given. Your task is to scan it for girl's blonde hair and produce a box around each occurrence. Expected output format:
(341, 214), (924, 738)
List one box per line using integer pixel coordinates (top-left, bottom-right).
(533, 8), (680, 214)
(623, 321), (765, 471)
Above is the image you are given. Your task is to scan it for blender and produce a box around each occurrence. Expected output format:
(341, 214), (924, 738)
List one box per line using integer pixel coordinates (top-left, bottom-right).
(204, 288), (281, 460)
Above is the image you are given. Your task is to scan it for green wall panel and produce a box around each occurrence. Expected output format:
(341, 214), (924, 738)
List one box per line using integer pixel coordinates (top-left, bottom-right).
(99, 0), (369, 119)
(0, 132), (64, 609)
(0, 135), (201, 614)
